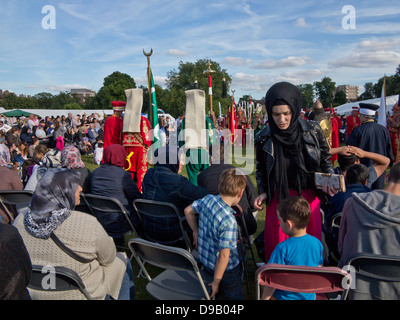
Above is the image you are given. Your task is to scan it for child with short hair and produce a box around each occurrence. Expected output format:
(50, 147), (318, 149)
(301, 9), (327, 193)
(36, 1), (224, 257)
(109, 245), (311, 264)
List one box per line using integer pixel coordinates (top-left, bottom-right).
(184, 168), (247, 299)
(261, 196), (323, 300)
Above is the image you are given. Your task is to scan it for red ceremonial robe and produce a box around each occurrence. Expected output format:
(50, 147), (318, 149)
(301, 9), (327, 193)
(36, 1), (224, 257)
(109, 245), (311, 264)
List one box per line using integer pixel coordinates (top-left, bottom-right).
(103, 115), (123, 150)
(122, 116), (151, 192)
(346, 115), (360, 139)
(330, 117), (339, 164)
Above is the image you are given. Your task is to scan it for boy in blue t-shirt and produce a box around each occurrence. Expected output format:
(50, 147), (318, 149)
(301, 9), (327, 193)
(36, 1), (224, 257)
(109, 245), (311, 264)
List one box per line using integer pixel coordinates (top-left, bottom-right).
(184, 168), (247, 300)
(261, 196), (323, 300)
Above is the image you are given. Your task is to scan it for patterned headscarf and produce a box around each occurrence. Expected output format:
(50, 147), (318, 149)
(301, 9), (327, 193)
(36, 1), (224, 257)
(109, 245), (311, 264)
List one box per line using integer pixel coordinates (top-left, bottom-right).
(24, 168), (81, 239)
(0, 144), (10, 167)
(61, 145), (86, 169)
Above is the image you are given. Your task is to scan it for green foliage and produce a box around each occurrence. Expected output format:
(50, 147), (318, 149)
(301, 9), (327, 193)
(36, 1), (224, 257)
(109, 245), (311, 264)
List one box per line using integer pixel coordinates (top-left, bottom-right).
(333, 90), (347, 106)
(166, 59), (232, 116)
(358, 82), (375, 101)
(297, 84), (315, 108)
(314, 77), (336, 107)
(90, 71), (136, 109)
(50, 92), (79, 109)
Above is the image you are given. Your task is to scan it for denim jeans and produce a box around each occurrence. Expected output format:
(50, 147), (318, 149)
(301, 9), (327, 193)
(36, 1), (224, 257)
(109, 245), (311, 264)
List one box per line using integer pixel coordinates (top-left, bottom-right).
(204, 264), (243, 300)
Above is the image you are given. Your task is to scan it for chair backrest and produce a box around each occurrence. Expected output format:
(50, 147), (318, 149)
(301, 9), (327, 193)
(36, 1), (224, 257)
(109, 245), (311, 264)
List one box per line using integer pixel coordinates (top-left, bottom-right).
(0, 190), (34, 222)
(128, 238), (210, 299)
(255, 263), (352, 300)
(0, 190), (34, 205)
(28, 265), (92, 300)
(331, 212), (342, 229)
(345, 253), (400, 300)
(83, 193), (138, 236)
(132, 199), (191, 250)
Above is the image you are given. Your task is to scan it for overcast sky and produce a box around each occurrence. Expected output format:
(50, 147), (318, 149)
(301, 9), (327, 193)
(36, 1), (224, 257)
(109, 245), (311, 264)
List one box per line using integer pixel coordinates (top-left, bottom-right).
(1, 0), (399, 102)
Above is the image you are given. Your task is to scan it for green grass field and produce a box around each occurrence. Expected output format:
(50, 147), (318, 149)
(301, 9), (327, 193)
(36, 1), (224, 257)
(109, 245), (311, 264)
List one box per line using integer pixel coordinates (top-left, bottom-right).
(81, 148), (266, 300)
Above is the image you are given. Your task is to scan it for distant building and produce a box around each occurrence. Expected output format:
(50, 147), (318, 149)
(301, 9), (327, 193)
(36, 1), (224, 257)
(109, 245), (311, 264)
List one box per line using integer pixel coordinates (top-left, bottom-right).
(71, 88), (96, 104)
(336, 85), (359, 102)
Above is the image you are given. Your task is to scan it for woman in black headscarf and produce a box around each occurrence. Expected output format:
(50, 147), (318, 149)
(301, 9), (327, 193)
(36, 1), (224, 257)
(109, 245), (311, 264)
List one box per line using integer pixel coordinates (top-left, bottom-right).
(141, 145), (209, 243)
(254, 82), (334, 262)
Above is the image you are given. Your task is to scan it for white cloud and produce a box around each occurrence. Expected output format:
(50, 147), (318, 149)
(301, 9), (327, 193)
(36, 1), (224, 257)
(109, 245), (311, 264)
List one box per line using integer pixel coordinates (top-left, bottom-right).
(329, 51), (400, 68)
(357, 38), (400, 51)
(253, 56), (312, 69)
(274, 69), (325, 85)
(45, 84), (88, 93)
(222, 57), (252, 66)
(295, 17), (308, 27)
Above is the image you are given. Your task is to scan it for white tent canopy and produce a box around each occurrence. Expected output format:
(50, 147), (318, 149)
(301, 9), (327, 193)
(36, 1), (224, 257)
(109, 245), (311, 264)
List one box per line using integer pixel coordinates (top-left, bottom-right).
(17, 109), (114, 119)
(335, 94), (399, 115)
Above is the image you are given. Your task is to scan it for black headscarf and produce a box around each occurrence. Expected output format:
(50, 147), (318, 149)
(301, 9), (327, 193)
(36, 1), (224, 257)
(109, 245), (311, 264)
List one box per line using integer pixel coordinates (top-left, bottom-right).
(265, 82), (310, 200)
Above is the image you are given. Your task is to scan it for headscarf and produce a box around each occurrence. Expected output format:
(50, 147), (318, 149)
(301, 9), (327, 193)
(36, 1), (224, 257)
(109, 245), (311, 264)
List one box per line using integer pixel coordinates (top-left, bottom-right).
(102, 144), (127, 168)
(61, 145), (86, 169)
(56, 136), (64, 151)
(0, 144), (10, 167)
(265, 82), (309, 200)
(24, 168), (81, 239)
(153, 146), (182, 173)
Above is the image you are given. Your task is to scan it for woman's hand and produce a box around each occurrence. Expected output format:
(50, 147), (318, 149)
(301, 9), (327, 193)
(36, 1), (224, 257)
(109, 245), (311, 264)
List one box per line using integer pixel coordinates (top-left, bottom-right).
(254, 193), (267, 210)
(322, 183), (338, 197)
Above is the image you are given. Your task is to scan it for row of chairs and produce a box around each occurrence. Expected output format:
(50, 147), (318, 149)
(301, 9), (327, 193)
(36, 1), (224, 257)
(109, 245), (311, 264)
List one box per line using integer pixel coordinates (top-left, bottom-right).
(2, 190), (400, 300)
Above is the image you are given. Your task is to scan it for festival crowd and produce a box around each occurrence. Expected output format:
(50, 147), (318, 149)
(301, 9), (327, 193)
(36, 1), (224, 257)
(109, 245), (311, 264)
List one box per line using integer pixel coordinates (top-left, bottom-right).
(1, 83), (400, 301)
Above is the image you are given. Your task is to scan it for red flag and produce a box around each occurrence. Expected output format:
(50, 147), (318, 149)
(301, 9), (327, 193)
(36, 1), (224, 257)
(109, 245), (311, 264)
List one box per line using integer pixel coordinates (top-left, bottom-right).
(228, 96), (237, 143)
(208, 75), (213, 95)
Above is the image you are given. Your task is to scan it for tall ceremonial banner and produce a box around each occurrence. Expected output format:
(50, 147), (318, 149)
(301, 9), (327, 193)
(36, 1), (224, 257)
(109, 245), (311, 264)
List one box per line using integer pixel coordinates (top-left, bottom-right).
(378, 77), (387, 127)
(144, 49), (161, 149)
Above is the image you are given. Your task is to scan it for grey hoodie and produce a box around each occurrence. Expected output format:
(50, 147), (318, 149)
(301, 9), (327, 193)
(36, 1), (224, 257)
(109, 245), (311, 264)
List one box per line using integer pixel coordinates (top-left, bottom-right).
(338, 190), (400, 299)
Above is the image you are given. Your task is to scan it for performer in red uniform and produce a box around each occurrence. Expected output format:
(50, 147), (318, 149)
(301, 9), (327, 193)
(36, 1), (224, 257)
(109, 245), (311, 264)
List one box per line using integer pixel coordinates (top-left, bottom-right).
(103, 101), (125, 150)
(328, 108), (339, 164)
(388, 103), (400, 164)
(346, 106), (360, 139)
(122, 89), (151, 192)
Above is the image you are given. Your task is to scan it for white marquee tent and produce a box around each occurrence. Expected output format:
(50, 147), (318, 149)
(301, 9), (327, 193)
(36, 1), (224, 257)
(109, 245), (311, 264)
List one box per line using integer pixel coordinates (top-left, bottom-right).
(335, 94), (399, 115)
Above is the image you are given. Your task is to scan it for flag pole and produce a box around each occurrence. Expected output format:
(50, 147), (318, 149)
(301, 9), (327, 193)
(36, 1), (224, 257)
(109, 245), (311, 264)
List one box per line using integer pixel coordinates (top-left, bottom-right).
(204, 60), (216, 124)
(143, 48), (153, 126)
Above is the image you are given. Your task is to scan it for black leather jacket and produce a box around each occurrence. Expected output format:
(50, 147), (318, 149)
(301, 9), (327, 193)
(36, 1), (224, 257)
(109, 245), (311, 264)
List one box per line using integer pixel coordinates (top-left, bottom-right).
(255, 118), (334, 205)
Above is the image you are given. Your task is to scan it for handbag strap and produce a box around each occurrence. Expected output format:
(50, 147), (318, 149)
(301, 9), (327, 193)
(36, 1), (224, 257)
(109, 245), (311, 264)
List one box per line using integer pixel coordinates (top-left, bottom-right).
(50, 233), (93, 264)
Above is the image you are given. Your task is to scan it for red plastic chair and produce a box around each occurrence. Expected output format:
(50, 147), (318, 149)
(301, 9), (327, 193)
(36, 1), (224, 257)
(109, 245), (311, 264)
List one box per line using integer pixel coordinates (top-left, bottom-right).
(255, 263), (351, 300)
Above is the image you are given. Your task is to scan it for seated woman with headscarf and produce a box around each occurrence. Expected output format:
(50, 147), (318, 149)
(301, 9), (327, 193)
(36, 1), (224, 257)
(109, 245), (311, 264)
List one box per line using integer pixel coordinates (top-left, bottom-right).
(13, 168), (135, 300)
(90, 144), (142, 245)
(141, 145), (209, 243)
(0, 144), (24, 223)
(61, 145), (91, 193)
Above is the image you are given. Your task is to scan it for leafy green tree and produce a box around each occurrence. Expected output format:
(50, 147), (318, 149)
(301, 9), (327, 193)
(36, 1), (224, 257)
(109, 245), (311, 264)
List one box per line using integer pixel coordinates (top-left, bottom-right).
(34, 92), (54, 109)
(63, 102), (83, 110)
(166, 59), (232, 115)
(358, 82), (375, 100)
(314, 77), (336, 107)
(297, 84), (315, 108)
(333, 90), (347, 106)
(94, 71), (136, 109)
(1, 93), (23, 109)
(50, 92), (77, 109)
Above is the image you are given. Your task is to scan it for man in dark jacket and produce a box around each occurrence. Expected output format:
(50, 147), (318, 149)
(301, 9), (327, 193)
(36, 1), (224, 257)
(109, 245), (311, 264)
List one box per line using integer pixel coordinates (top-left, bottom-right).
(347, 103), (393, 190)
(90, 144), (142, 244)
